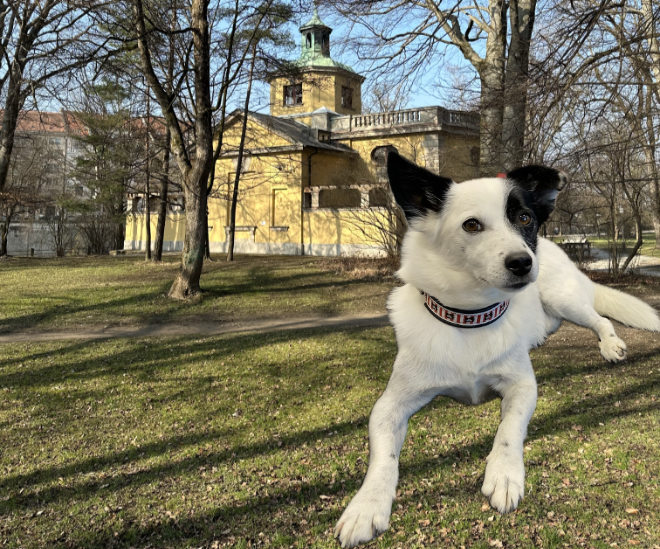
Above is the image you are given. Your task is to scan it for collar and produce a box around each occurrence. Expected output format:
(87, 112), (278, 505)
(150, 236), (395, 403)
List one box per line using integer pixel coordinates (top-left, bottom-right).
(421, 291), (510, 328)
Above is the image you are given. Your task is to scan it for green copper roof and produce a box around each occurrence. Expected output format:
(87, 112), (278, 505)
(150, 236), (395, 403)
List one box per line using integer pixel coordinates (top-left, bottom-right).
(296, 7), (361, 76)
(300, 7), (329, 31)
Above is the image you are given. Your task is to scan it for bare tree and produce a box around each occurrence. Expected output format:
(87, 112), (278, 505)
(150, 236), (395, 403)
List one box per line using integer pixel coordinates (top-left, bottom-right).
(528, 0), (660, 247)
(131, 0), (296, 294)
(0, 134), (50, 254)
(133, 0), (215, 298)
(334, 0), (538, 174)
(0, 1), (110, 197)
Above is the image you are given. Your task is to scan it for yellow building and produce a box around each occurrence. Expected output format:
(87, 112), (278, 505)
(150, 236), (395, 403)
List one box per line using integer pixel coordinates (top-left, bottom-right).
(125, 8), (480, 257)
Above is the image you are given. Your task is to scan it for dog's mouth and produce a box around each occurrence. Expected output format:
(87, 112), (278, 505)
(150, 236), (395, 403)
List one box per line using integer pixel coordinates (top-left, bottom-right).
(507, 281), (529, 290)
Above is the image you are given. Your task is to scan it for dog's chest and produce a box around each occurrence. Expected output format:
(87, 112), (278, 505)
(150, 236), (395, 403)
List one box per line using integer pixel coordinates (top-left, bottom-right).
(388, 285), (544, 397)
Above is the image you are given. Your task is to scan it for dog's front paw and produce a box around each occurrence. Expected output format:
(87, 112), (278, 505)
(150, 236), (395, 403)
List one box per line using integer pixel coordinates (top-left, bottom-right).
(599, 336), (627, 363)
(481, 451), (525, 513)
(334, 489), (392, 548)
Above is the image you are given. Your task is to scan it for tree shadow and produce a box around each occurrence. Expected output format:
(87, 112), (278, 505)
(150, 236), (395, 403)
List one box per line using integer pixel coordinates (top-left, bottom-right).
(3, 363), (657, 547)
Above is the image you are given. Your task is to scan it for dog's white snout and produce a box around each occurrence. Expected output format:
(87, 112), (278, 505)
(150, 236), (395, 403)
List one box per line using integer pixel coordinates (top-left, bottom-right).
(505, 252), (533, 277)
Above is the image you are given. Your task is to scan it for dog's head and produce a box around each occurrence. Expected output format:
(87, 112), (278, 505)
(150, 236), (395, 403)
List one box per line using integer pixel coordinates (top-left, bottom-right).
(387, 152), (566, 297)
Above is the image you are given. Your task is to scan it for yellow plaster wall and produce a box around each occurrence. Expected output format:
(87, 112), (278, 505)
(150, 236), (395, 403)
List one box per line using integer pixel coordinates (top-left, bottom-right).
(305, 150), (360, 187)
(334, 132), (479, 183)
(125, 211), (186, 249)
(223, 116), (291, 151)
(210, 151), (304, 249)
(270, 71), (362, 117)
(303, 207), (396, 255)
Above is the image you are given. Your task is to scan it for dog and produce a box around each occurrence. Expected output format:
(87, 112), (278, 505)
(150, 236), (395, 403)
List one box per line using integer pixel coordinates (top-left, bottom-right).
(334, 152), (660, 548)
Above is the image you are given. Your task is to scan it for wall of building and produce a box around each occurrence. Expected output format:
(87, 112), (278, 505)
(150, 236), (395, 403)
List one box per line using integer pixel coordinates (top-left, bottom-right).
(269, 71), (362, 117)
(124, 212), (186, 252)
(334, 131), (479, 183)
(303, 207), (394, 257)
(124, 107), (480, 258)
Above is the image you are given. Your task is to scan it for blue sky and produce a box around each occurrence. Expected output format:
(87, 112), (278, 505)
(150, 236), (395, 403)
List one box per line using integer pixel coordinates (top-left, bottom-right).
(249, 3), (480, 114)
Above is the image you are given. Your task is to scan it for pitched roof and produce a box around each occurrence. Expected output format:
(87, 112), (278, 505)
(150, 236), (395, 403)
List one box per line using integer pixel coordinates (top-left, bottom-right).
(225, 110), (356, 154)
(14, 110), (87, 135)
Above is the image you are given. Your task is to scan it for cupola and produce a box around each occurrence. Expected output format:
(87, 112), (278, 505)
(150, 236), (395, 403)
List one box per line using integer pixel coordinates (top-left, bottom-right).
(268, 5), (365, 117)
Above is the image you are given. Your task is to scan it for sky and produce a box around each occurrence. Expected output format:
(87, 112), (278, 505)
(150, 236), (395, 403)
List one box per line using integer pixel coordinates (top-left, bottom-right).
(41, 3), (479, 117)
(248, 3), (480, 114)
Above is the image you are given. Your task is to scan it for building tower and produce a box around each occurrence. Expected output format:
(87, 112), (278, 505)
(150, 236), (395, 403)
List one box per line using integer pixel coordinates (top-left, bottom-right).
(269, 7), (365, 117)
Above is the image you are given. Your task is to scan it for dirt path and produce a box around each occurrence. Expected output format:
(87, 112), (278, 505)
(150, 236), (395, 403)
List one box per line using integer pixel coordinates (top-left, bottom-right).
(0, 312), (390, 344)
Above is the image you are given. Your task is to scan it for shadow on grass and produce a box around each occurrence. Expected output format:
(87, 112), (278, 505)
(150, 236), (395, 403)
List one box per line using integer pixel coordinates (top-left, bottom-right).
(0, 286), (173, 335)
(2, 316), (657, 547)
(0, 323), (392, 388)
(24, 378), (658, 548)
(2, 357), (658, 547)
(0, 269), (387, 334)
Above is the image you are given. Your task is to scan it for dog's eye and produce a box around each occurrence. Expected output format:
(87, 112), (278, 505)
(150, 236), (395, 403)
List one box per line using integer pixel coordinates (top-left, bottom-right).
(518, 213), (532, 226)
(462, 218), (483, 233)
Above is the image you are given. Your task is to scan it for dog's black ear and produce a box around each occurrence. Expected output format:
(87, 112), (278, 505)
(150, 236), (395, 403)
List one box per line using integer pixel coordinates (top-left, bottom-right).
(507, 165), (568, 225)
(387, 151), (453, 221)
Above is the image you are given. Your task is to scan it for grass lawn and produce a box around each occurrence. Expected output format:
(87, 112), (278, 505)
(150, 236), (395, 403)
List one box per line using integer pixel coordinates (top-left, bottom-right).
(0, 255), (391, 334)
(0, 255), (659, 548)
(578, 233), (660, 259)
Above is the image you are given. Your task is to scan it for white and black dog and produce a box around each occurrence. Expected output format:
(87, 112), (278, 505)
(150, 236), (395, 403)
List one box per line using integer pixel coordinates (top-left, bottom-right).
(334, 152), (660, 548)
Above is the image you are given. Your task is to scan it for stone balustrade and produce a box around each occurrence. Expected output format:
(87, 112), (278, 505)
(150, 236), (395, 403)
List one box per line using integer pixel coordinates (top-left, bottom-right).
(329, 106), (479, 133)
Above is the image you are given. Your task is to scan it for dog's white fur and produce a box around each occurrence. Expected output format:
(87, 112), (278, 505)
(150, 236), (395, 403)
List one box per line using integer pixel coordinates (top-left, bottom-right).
(334, 170), (660, 548)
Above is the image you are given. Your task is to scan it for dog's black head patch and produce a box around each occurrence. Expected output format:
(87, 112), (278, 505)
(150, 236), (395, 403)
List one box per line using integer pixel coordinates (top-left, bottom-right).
(506, 187), (540, 251)
(387, 151), (453, 221)
(506, 165), (567, 226)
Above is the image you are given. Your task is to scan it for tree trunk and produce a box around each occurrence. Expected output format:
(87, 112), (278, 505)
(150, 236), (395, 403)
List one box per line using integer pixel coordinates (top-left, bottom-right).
(621, 212), (643, 273)
(153, 125), (170, 261)
(166, 0), (213, 299)
(502, 0), (536, 170)
(153, 3), (175, 263)
(478, 0), (507, 176)
(135, 0), (214, 298)
(144, 175), (151, 259)
(168, 169), (208, 298)
(0, 222), (8, 256)
(227, 46), (256, 262)
(0, 81), (26, 194)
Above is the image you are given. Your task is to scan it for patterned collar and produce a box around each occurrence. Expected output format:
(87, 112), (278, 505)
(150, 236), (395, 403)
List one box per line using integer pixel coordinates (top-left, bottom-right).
(421, 291), (509, 328)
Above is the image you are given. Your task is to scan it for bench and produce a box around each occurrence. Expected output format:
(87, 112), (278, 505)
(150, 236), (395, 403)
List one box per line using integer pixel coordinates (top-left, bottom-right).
(558, 240), (591, 261)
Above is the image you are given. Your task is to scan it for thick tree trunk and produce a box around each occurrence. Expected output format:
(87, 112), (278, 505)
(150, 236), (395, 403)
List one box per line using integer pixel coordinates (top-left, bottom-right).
(167, 0), (213, 299)
(479, 69), (505, 176)
(135, 0), (213, 298)
(502, 0), (536, 170)
(0, 83), (25, 194)
(478, 0), (507, 176)
(168, 170), (208, 299)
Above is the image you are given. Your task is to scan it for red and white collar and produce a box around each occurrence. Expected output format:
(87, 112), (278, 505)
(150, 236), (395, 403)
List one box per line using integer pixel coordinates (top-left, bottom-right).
(421, 292), (509, 328)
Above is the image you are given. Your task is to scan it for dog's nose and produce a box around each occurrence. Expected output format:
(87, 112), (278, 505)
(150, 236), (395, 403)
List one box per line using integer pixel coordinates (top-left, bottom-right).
(505, 253), (533, 276)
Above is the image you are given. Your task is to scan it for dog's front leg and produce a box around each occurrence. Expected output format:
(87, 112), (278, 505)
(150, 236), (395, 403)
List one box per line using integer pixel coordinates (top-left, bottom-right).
(481, 359), (537, 514)
(335, 370), (434, 548)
